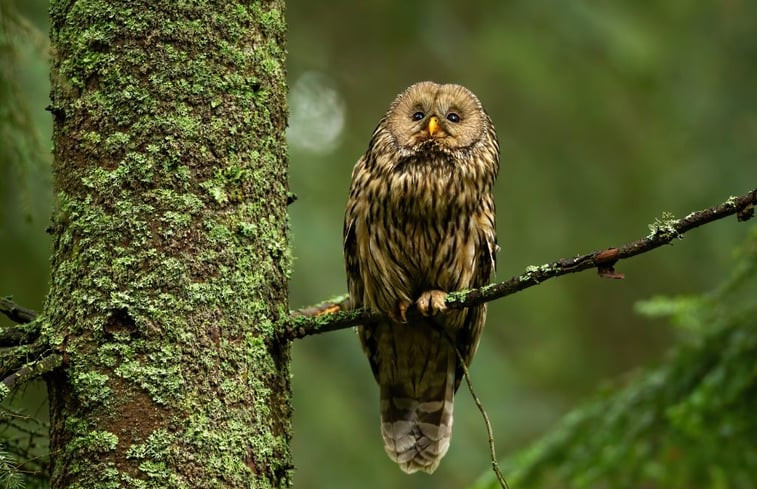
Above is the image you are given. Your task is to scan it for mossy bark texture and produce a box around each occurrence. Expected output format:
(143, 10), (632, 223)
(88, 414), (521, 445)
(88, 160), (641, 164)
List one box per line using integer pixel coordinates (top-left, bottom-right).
(45, 1), (291, 487)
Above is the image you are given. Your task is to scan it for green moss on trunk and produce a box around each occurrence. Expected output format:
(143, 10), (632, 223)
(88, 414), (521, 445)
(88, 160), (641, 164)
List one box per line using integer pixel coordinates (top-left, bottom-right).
(45, 1), (291, 487)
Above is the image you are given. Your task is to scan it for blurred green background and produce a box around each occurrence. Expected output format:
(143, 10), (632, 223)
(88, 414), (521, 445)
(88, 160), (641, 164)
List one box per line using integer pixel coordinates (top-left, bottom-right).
(2, 0), (756, 488)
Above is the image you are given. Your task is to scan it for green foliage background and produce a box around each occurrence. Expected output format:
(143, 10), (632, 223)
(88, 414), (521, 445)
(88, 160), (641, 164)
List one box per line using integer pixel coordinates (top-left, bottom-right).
(474, 229), (757, 489)
(1, 0), (756, 488)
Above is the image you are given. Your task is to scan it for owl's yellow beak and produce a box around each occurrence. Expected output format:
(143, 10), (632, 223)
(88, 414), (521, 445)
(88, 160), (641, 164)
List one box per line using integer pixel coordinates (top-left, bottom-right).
(427, 116), (440, 136)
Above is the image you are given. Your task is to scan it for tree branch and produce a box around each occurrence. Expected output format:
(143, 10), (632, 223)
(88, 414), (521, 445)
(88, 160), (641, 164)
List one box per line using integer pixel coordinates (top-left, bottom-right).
(0, 298), (41, 347)
(0, 324), (41, 347)
(278, 189), (756, 342)
(0, 353), (62, 402)
(0, 297), (38, 324)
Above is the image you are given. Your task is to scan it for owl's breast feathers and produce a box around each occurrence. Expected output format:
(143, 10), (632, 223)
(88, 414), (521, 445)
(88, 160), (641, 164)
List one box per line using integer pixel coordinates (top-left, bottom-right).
(345, 135), (497, 313)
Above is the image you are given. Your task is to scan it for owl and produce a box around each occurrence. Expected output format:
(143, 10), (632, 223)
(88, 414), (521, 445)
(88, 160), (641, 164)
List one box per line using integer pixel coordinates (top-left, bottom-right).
(344, 81), (499, 474)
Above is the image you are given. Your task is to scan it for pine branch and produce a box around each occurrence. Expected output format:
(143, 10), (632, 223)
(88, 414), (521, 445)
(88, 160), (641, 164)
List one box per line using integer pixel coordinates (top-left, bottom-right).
(278, 189), (756, 342)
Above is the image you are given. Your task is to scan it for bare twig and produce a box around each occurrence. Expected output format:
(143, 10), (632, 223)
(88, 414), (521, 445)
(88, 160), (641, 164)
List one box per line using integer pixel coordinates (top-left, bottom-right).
(0, 418), (48, 439)
(0, 405), (48, 427)
(0, 323), (41, 347)
(278, 189), (756, 342)
(0, 405), (50, 436)
(0, 404), (51, 480)
(0, 297), (38, 324)
(451, 340), (510, 489)
(2, 441), (50, 479)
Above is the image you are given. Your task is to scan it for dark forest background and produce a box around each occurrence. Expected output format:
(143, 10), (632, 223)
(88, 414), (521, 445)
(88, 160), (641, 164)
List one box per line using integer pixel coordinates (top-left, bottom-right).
(2, 1), (756, 488)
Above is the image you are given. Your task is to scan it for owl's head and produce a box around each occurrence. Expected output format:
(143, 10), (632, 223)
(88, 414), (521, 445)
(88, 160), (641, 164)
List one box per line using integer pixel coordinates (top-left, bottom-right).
(383, 81), (491, 155)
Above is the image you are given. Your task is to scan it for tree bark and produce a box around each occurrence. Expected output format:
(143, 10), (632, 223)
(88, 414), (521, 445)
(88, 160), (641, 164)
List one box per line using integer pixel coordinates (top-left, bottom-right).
(45, 1), (291, 487)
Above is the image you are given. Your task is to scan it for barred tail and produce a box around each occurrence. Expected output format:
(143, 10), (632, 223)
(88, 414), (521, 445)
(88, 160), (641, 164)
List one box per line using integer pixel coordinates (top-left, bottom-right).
(379, 341), (456, 474)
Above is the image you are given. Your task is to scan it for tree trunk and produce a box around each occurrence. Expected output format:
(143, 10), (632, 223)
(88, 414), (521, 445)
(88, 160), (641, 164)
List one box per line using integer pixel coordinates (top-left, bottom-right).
(44, 1), (291, 487)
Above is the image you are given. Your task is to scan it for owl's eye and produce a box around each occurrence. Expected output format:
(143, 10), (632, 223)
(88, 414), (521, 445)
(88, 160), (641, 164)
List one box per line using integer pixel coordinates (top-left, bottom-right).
(446, 112), (461, 123)
(411, 112), (425, 121)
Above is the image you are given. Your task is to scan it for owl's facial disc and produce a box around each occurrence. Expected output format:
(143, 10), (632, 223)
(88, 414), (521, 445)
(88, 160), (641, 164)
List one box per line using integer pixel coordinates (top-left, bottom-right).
(385, 81), (487, 154)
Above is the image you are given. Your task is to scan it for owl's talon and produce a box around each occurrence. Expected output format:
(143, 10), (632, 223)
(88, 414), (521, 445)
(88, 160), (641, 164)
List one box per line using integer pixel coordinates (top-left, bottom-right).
(390, 300), (411, 323)
(416, 290), (447, 317)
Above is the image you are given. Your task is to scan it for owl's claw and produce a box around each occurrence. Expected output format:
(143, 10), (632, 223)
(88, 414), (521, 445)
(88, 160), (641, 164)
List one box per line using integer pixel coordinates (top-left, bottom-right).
(416, 290), (447, 317)
(390, 300), (411, 323)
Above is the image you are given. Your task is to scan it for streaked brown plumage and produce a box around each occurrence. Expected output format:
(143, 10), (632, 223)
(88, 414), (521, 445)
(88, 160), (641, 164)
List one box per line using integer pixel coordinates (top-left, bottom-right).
(344, 81), (499, 474)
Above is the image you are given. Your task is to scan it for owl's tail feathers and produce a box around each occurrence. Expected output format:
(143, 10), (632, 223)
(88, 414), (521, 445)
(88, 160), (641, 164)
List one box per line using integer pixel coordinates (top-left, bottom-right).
(379, 355), (456, 474)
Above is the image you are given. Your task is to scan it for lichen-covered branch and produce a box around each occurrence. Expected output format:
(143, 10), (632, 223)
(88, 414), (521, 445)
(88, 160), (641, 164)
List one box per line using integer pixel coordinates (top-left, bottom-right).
(0, 339), (48, 380)
(1, 353), (62, 403)
(0, 300), (51, 400)
(0, 298), (41, 347)
(0, 299), (42, 354)
(279, 188), (756, 342)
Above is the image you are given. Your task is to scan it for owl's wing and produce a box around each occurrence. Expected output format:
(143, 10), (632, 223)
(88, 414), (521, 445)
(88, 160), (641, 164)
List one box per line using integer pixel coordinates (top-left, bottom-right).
(344, 183), (384, 383)
(482, 218), (497, 276)
(343, 152), (369, 312)
(343, 212), (364, 311)
(453, 204), (497, 390)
